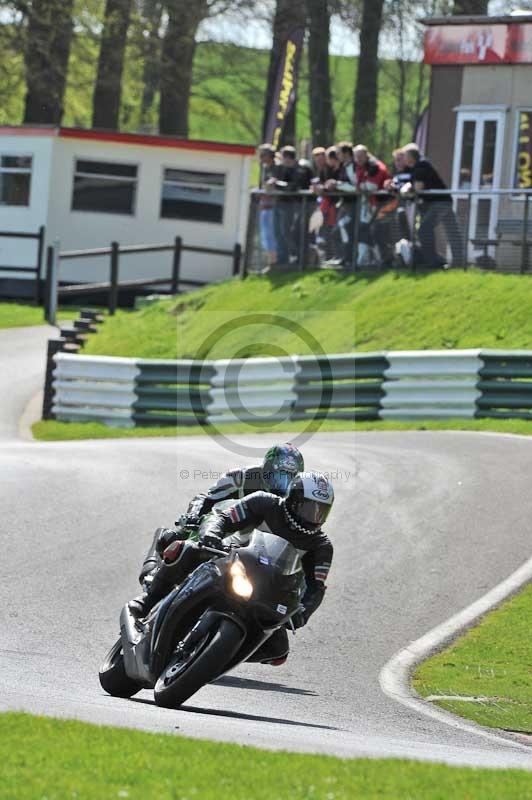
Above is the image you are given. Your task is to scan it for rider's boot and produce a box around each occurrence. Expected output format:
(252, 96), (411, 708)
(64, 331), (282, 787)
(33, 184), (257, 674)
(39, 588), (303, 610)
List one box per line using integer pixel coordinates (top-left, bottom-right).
(129, 542), (200, 618)
(138, 526), (183, 585)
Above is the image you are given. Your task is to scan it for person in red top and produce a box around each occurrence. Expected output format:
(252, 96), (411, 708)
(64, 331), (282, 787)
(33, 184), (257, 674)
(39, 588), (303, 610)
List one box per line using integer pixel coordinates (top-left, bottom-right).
(353, 145), (390, 200)
(353, 145), (393, 268)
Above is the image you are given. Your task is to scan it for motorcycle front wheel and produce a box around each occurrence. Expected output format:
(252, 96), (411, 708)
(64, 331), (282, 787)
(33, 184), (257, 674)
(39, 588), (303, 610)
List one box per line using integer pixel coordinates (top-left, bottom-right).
(99, 638), (140, 698)
(154, 617), (244, 708)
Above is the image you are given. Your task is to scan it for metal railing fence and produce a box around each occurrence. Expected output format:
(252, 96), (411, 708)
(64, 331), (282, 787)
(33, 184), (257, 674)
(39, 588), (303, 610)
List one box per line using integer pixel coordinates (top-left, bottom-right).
(0, 226), (45, 303)
(244, 188), (532, 276)
(44, 237), (243, 324)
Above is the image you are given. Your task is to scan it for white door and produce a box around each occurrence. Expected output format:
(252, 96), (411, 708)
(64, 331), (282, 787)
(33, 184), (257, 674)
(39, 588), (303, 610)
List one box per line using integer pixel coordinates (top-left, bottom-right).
(452, 109), (506, 259)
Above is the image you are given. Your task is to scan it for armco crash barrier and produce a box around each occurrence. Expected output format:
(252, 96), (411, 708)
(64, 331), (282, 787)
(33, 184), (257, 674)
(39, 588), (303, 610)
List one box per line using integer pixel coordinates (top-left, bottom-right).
(49, 350), (532, 427)
(50, 353), (356, 427)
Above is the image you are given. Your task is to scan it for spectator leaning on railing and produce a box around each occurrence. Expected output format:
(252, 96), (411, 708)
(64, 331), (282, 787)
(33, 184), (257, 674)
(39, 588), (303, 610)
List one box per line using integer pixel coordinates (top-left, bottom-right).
(401, 144), (463, 270)
(324, 141), (357, 269)
(352, 145), (391, 268)
(269, 145), (313, 265)
(258, 143), (278, 268)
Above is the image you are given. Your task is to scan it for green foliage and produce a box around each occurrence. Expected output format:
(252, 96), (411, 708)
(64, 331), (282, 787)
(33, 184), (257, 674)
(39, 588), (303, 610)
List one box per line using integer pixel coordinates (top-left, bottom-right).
(2, 712), (532, 798)
(414, 584), (532, 733)
(0, 3), (429, 156)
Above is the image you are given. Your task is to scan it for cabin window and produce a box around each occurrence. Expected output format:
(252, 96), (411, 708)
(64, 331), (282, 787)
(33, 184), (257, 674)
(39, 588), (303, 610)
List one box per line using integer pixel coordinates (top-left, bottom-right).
(161, 168), (225, 223)
(72, 159), (138, 215)
(0, 155), (32, 206)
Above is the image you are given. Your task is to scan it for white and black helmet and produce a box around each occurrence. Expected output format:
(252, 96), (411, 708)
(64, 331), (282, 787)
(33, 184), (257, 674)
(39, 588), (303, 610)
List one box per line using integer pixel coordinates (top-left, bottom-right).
(283, 472), (334, 533)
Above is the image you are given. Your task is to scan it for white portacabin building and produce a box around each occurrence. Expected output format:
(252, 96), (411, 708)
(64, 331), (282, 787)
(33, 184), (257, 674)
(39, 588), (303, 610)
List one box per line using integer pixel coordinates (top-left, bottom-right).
(0, 126), (254, 297)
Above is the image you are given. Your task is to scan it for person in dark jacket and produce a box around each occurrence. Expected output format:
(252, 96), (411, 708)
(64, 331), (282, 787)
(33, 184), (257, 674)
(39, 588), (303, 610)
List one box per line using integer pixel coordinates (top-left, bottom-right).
(138, 443), (305, 584)
(129, 472), (335, 665)
(402, 145), (463, 269)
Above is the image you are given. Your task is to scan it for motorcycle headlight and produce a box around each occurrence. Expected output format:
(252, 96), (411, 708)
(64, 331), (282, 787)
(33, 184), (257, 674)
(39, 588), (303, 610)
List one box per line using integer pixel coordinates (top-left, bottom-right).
(230, 560), (253, 600)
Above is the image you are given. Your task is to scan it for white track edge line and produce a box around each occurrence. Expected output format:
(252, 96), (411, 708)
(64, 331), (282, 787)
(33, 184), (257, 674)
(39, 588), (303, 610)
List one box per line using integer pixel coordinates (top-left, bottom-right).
(379, 554), (532, 754)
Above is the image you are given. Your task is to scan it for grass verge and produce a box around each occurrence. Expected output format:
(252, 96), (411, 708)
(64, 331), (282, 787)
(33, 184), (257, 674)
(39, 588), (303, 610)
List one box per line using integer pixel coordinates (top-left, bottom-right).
(1, 712), (531, 800)
(0, 301), (75, 329)
(81, 269), (532, 361)
(414, 584), (532, 734)
(32, 418), (532, 442)
(32, 418), (354, 441)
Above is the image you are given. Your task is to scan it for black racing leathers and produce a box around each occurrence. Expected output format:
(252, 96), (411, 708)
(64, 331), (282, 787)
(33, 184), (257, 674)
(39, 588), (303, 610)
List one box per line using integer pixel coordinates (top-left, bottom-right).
(185, 464), (265, 519)
(203, 491), (333, 623)
(138, 465), (266, 583)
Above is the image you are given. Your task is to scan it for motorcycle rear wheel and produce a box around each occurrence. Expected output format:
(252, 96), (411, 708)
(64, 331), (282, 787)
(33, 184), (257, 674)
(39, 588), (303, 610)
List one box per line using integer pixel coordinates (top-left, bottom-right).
(154, 618), (243, 708)
(99, 638), (140, 698)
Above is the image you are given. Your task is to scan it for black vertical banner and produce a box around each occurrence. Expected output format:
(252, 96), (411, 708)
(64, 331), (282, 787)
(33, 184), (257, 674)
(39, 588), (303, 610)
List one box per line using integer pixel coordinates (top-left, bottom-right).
(515, 110), (532, 189)
(264, 26), (305, 149)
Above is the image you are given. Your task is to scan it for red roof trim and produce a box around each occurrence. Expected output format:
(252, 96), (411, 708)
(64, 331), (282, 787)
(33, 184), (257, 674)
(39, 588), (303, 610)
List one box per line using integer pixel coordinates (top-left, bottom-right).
(59, 127), (255, 155)
(0, 125), (255, 156)
(0, 126), (59, 137)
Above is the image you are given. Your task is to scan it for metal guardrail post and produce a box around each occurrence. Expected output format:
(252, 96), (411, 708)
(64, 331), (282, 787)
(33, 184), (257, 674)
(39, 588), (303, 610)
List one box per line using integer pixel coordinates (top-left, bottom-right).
(35, 225), (45, 304)
(171, 236), (182, 293)
(351, 198), (360, 271)
(298, 194), (308, 271)
(232, 242), (242, 277)
(42, 338), (65, 420)
(463, 194), (471, 270)
(46, 240), (60, 326)
(243, 193), (257, 276)
(44, 246), (53, 322)
(109, 241), (120, 315)
(521, 194), (530, 274)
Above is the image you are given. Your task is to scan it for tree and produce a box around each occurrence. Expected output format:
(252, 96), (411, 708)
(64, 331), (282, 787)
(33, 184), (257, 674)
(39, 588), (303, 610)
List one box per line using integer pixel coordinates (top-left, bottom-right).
(92, 0), (133, 130)
(23, 0), (75, 124)
(138, 0), (164, 129)
(159, 0), (209, 137)
(262, 0), (306, 146)
(453, 0), (489, 12)
(307, 0), (335, 146)
(352, 0), (384, 148)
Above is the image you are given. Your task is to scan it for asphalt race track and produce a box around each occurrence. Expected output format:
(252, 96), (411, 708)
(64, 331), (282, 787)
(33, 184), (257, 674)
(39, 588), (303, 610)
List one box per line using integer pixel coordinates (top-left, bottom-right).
(1, 327), (532, 770)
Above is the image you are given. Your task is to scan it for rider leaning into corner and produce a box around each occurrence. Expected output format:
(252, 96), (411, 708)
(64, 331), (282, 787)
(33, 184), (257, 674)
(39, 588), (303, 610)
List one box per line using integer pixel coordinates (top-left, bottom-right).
(129, 468), (335, 667)
(138, 443), (306, 585)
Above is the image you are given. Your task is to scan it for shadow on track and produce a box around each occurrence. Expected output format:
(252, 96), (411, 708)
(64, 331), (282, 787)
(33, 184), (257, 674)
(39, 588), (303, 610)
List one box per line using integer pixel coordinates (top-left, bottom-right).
(213, 675), (318, 696)
(128, 697), (341, 731)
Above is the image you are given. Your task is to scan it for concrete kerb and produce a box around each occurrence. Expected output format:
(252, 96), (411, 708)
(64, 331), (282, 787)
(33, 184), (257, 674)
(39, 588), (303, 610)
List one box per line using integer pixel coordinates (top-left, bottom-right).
(379, 550), (532, 754)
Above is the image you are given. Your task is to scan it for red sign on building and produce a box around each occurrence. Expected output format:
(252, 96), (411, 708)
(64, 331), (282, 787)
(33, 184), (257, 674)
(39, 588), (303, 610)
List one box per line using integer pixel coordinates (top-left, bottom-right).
(424, 24), (532, 65)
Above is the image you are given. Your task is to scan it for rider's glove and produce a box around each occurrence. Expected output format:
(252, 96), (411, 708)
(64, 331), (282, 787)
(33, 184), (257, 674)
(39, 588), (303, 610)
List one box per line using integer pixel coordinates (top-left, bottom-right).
(291, 610), (307, 629)
(200, 532), (224, 550)
(156, 527), (179, 556)
(174, 511), (200, 530)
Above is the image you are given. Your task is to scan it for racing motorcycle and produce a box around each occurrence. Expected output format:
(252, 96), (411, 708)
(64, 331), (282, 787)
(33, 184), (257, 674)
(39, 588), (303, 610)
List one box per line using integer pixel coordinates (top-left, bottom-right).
(99, 527), (306, 708)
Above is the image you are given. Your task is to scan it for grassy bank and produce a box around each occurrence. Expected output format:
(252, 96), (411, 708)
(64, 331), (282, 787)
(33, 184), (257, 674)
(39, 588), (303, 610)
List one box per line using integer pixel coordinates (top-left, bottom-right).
(414, 584), (532, 734)
(82, 270), (532, 361)
(32, 417), (532, 442)
(0, 302), (74, 329)
(1, 712), (531, 799)
(32, 418), (354, 442)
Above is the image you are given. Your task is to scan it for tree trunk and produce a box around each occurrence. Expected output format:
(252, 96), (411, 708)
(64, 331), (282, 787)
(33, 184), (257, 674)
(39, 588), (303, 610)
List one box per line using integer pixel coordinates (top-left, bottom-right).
(306, 0), (335, 147)
(262, 0), (306, 147)
(453, 0), (489, 13)
(352, 0), (384, 148)
(23, 0), (74, 124)
(159, 0), (209, 137)
(139, 0), (164, 128)
(92, 0), (132, 130)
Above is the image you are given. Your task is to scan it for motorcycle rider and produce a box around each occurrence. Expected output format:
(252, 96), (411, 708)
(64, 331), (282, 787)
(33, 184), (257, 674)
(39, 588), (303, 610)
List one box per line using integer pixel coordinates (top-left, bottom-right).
(129, 472), (334, 665)
(139, 443), (305, 584)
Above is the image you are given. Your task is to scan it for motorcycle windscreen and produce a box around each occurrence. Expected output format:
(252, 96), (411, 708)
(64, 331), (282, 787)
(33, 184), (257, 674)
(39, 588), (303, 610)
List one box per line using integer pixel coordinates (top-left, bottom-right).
(246, 530), (302, 575)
